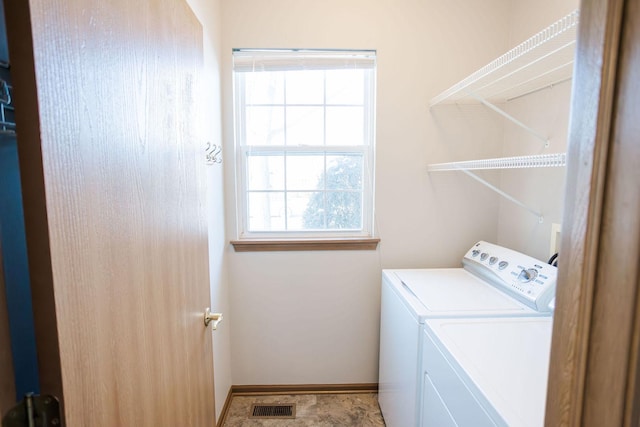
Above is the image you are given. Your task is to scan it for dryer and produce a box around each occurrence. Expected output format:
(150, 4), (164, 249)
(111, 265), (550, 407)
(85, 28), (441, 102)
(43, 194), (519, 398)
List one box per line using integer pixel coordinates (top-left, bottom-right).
(422, 316), (553, 427)
(378, 241), (556, 427)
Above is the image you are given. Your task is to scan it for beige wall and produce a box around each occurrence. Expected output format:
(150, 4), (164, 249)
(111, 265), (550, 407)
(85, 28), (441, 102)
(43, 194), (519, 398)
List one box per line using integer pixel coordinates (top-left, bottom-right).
(220, 0), (513, 385)
(185, 0), (232, 419)
(508, 0), (579, 44)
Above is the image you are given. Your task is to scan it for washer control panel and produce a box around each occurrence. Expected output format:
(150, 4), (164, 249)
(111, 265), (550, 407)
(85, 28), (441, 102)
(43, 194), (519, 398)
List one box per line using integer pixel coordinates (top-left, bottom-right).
(462, 241), (557, 312)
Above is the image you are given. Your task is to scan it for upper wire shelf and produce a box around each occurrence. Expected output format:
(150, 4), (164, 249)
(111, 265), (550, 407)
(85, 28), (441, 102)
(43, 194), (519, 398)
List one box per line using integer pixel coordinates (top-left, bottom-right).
(430, 10), (579, 106)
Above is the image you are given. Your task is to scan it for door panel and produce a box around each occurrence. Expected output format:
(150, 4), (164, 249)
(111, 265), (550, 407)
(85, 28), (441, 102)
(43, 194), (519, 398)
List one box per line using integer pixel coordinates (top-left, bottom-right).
(5, 0), (214, 425)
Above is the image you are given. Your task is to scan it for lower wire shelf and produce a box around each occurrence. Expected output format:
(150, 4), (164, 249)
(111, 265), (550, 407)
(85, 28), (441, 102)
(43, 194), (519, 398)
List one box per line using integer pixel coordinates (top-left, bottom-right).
(428, 152), (567, 223)
(427, 152), (566, 172)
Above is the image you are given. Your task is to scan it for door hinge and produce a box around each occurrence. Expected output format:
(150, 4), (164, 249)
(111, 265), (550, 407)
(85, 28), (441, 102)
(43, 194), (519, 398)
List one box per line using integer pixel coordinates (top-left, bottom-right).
(2, 393), (61, 427)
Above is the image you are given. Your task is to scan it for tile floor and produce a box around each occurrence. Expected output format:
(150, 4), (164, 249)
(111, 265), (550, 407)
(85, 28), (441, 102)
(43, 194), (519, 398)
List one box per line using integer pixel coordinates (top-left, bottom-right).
(221, 393), (386, 426)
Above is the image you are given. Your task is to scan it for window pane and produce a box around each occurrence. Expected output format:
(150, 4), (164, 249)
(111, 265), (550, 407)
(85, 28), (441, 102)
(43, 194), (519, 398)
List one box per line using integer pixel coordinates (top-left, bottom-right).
(246, 106), (285, 146)
(286, 106), (324, 146)
(326, 106), (364, 146)
(326, 191), (362, 230)
(302, 192), (326, 230)
(245, 71), (284, 104)
(234, 50), (376, 238)
(326, 69), (364, 105)
(286, 154), (324, 191)
(247, 192), (285, 231)
(286, 192), (320, 231)
(286, 70), (324, 104)
(326, 155), (362, 190)
(247, 154), (284, 190)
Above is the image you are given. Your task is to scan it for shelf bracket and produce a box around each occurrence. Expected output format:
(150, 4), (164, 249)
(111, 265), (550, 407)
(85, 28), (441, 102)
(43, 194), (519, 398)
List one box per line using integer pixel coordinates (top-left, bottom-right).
(465, 90), (550, 147)
(459, 168), (544, 223)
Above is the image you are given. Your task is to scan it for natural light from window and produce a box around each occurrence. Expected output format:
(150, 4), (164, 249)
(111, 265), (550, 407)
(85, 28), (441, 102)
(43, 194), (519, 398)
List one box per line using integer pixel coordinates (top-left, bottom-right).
(233, 49), (376, 239)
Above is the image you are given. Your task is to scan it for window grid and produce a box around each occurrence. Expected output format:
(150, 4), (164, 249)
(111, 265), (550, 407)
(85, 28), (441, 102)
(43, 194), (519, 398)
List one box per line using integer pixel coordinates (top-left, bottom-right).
(244, 153), (365, 232)
(234, 55), (375, 238)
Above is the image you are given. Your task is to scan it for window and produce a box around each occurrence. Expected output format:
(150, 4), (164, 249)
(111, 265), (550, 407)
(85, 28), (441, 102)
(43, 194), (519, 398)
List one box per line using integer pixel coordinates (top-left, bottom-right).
(232, 49), (376, 242)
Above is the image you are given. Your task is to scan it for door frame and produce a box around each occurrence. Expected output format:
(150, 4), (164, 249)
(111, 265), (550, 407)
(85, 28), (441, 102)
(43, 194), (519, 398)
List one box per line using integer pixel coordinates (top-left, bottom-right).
(5, 0), (640, 424)
(2, 0), (63, 408)
(545, 0), (640, 425)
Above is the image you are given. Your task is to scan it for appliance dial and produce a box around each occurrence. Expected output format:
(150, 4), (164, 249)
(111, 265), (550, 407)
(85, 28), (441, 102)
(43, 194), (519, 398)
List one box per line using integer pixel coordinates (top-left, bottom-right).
(489, 256), (498, 265)
(517, 268), (538, 283)
(498, 261), (509, 270)
(480, 253), (489, 261)
(472, 249), (480, 257)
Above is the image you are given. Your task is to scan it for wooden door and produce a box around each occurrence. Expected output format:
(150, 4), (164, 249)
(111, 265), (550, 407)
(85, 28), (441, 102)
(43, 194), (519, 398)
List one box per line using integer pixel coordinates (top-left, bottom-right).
(4, 0), (215, 425)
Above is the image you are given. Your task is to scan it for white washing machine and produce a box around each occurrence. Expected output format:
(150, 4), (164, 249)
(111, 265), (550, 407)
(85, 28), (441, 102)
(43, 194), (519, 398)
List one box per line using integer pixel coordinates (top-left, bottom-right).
(422, 316), (553, 427)
(378, 241), (557, 427)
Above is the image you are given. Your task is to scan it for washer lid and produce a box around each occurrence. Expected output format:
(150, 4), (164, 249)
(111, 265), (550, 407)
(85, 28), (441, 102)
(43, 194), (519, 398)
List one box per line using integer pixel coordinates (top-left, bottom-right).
(426, 317), (553, 427)
(394, 269), (535, 318)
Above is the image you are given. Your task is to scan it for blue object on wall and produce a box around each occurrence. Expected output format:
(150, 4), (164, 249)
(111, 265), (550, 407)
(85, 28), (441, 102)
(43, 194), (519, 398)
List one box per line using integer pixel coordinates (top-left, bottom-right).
(0, 133), (41, 399)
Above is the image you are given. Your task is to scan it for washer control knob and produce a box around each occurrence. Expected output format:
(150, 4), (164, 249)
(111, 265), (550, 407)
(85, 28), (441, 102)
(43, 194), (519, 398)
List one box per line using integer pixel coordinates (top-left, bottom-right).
(498, 261), (509, 270)
(489, 256), (498, 265)
(480, 253), (489, 261)
(518, 268), (538, 283)
(471, 250), (480, 257)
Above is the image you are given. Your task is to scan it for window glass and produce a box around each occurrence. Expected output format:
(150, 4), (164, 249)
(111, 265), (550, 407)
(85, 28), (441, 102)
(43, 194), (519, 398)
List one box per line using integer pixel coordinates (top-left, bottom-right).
(286, 70), (324, 104)
(326, 69), (364, 105)
(325, 155), (363, 190)
(247, 192), (285, 231)
(245, 106), (285, 146)
(247, 154), (284, 190)
(245, 71), (284, 104)
(326, 106), (364, 146)
(287, 192), (319, 231)
(285, 154), (325, 191)
(286, 106), (324, 146)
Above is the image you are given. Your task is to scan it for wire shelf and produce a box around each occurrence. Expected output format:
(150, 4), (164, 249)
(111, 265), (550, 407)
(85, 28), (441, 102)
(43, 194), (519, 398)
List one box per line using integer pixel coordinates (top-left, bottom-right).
(428, 153), (567, 223)
(0, 77), (15, 133)
(427, 153), (566, 172)
(430, 10), (579, 106)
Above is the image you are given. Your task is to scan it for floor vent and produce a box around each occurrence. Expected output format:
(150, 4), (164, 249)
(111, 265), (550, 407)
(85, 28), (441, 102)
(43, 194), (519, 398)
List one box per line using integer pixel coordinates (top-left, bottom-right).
(249, 403), (296, 419)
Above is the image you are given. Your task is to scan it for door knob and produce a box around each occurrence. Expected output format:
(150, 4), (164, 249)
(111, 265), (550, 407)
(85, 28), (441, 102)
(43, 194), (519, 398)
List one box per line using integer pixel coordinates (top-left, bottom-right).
(204, 307), (223, 330)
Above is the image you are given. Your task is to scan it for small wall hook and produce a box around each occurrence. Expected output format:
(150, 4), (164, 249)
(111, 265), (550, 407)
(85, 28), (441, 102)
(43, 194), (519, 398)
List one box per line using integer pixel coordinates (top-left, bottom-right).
(205, 142), (222, 165)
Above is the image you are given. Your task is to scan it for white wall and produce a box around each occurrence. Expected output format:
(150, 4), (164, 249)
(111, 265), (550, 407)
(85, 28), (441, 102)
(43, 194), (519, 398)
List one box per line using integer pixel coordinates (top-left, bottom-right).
(496, 0), (579, 261)
(221, 0), (512, 385)
(185, 0), (232, 420)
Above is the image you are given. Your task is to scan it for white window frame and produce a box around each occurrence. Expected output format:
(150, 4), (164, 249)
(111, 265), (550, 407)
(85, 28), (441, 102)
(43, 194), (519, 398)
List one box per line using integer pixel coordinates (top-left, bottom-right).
(232, 49), (376, 240)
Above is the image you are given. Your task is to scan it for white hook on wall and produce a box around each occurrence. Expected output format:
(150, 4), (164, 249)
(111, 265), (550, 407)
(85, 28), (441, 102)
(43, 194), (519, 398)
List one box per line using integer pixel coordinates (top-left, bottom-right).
(205, 142), (222, 165)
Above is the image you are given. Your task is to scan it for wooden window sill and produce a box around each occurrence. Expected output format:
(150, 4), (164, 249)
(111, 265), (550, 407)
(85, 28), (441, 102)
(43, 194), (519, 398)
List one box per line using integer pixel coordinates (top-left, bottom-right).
(230, 238), (380, 252)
